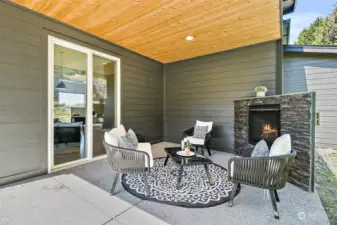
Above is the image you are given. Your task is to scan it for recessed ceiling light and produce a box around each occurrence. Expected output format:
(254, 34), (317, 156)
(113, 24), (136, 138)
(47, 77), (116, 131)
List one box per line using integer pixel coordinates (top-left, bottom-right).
(185, 35), (194, 41)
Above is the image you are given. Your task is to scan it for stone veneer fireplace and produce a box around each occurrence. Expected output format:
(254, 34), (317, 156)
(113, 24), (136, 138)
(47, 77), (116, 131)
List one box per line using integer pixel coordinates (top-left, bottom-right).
(234, 92), (316, 191)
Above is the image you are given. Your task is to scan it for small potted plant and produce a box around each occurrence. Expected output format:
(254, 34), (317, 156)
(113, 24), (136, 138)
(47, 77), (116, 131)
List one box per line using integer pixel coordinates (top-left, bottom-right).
(254, 86), (268, 97)
(184, 140), (192, 155)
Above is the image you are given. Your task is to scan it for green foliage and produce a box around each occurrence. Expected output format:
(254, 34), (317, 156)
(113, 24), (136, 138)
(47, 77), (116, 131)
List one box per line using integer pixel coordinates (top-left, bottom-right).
(296, 5), (337, 45)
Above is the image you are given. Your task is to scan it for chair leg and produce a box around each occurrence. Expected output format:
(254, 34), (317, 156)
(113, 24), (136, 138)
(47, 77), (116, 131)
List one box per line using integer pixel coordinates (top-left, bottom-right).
(274, 190), (280, 202)
(201, 147), (205, 155)
(110, 173), (119, 196)
(269, 189), (280, 219)
(228, 182), (239, 207)
(195, 146), (199, 153)
(143, 174), (149, 196)
(206, 145), (212, 156)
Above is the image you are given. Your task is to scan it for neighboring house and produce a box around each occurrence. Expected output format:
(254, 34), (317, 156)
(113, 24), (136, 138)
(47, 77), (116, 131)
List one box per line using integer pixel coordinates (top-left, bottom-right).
(283, 45), (337, 151)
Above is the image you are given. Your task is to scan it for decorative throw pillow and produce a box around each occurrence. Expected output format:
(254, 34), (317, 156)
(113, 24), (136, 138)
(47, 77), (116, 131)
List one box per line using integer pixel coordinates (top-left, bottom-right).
(118, 136), (136, 149)
(269, 134), (291, 157)
(251, 140), (269, 157)
(193, 125), (208, 139)
(126, 129), (138, 148)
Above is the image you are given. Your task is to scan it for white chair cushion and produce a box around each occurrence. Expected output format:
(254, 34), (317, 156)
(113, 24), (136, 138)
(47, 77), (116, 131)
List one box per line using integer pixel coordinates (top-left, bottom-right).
(196, 120), (213, 133)
(114, 124), (127, 138)
(269, 134), (291, 157)
(184, 136), (204, 145)
(104, 130), (119, 146)
(136, 143), (153, 167)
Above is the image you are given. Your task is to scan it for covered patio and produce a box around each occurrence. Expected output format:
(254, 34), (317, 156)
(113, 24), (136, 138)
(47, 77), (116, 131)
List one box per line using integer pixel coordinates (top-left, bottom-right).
(0, 0), (333, 224)
(0, 142), (329, 225)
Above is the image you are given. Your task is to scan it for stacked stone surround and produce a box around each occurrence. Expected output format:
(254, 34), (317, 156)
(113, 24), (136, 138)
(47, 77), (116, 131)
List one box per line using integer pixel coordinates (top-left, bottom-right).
(234, 92), (315, 192)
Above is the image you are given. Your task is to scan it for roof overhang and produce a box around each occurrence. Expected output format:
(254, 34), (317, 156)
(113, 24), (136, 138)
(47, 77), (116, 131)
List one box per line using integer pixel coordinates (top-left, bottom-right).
(282, 0), (296, 15)
(10, 0), (281, 63)
(284, 45), (337, 54)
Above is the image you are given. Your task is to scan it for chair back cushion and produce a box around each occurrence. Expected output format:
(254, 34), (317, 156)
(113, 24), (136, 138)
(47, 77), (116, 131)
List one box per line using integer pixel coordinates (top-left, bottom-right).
(269, 134), (291, 157)
(251, 140), (269, 157)
(104, 130), (119, 146)
(193, 125), (208, 139)
(115, 124), (127, 138)
(196, 120), (213, 133)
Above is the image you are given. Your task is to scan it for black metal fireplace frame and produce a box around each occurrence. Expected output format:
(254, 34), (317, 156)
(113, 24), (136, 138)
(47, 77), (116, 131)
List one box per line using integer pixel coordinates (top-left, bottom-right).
(248, 104), (281, 146)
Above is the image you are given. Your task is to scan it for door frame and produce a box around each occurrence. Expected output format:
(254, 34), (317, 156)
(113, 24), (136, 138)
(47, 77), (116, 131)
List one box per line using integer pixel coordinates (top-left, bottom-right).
(47, 35), (121, 173)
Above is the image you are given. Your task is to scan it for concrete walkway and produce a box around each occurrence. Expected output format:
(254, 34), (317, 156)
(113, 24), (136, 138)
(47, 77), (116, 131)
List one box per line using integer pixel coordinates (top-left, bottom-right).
(0, 142), (330, 225)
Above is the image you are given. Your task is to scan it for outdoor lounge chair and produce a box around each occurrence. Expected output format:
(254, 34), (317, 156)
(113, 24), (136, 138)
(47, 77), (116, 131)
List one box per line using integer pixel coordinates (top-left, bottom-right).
(103, 125), (153, 196)
(183, 120), (213, 156)
(227, 149), (296, 219)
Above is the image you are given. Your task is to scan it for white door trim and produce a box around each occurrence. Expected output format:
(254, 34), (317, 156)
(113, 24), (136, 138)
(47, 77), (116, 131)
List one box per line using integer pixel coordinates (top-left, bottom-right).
(47, 35), (121, 173)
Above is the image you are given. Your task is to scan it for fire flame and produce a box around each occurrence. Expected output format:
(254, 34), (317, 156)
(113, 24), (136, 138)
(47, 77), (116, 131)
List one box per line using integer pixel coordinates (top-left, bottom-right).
(262, 124), (278, 137)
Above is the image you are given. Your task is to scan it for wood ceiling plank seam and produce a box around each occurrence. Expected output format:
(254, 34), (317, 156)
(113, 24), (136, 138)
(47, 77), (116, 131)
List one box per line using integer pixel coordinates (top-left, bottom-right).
(97, 0), (182, 36)
(119, 2), (279, 48)
(107, 0), (260, 42)
(127, 17), (279, 54)
(104, 0), (219, 40)
(132, 19), (280, 56)
(158, 34), (280, 62)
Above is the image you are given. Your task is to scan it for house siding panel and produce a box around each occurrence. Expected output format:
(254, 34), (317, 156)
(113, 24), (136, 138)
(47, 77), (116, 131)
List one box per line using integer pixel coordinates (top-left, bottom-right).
(164, 41), (277, 152)
(0, 1), (163, 184)
(283, 52), (337, 150)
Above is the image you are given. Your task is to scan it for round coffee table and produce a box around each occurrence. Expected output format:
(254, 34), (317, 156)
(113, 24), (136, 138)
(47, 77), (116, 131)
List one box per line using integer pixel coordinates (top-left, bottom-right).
(164, 147), (214, 189)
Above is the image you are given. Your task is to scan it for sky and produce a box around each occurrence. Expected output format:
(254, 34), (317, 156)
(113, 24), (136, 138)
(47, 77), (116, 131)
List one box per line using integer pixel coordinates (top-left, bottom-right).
(284, 0), (336, 44)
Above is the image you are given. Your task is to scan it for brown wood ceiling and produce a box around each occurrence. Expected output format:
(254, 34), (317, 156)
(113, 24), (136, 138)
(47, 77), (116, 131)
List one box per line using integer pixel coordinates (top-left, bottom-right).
(11, 0), (281, 63)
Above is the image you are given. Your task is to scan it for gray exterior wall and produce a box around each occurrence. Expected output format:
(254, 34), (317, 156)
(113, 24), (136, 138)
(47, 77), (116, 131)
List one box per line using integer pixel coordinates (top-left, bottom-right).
(0, 1), (163, 184)
(164, 41), (278, 152)
(284, 52), (337, 150)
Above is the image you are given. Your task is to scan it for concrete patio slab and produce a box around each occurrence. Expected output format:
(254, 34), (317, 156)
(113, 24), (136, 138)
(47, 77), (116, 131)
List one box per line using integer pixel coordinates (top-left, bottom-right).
(52, 174), (134, 218)
(115, 206), (170, 225)
(0, 142), (330, 225)
(0, 177), (110, 225)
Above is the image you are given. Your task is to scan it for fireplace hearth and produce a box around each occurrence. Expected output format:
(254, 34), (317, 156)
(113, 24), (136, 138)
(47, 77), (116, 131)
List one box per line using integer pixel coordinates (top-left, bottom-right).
(249, 104), (280, 147)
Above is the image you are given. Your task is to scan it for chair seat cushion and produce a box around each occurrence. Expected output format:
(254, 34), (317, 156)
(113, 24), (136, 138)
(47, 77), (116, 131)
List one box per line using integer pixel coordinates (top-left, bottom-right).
(136, 143), (153, 167)
(184, 136), (204, 145)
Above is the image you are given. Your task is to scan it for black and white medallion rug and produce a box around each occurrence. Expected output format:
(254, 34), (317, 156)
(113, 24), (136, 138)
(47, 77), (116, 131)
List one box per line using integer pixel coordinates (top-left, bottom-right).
(121, 158), (240, 208)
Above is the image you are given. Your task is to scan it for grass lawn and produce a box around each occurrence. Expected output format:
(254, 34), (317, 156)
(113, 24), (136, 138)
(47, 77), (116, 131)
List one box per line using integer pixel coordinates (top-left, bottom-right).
(315, 154), (337, 225)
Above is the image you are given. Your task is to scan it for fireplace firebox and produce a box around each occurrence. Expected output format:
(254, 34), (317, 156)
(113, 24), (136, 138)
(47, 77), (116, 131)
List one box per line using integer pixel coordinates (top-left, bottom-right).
(249, 104), (281, 147)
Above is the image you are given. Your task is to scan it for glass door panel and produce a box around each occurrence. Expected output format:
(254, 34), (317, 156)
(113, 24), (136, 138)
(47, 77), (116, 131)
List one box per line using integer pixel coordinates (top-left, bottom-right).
(53, 44), (88, 166)
(92, 55), (116, 157)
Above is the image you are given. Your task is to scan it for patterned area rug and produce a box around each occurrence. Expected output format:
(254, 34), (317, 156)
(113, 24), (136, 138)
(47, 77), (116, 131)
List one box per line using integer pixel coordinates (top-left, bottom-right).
(121, 158), (240, 208)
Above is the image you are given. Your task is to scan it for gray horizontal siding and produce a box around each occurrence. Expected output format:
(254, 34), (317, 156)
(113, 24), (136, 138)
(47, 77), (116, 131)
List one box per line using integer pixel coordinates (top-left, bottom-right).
(164, 41), (277, 152)
(283, 53), (337, 150)
(0, 1), (163, 183)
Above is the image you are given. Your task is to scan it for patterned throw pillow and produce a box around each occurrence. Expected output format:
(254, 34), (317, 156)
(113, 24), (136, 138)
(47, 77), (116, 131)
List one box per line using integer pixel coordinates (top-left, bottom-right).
(251, 139), (269, 157)
(126, 128), (138, 148)
(193, 125), (208, 139)
(118, 136), (136, 149)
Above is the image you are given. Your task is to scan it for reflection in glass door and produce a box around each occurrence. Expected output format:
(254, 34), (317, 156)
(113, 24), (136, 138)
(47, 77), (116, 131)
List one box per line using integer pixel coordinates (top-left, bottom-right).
(53, 44), (88, 166)
(92, 55), (116, 157)
(48, 36), (121, 172)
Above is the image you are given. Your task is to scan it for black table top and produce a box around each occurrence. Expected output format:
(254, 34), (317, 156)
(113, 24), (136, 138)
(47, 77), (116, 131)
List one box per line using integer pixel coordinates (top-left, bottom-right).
(164, 147), (212, 166)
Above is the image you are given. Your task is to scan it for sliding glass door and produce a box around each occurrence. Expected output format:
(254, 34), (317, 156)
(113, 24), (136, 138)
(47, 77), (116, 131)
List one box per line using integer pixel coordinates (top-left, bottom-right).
(53, 44), (88, 166)
(48, 36), (120, 172)
(92, 55), (117, 157)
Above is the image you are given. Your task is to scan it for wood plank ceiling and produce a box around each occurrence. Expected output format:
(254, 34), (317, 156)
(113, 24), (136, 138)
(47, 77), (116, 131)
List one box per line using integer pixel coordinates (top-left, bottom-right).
(11, 0), (281, 63)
